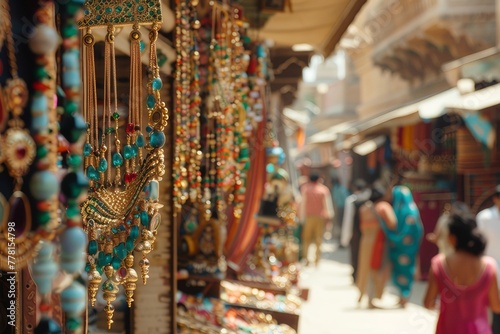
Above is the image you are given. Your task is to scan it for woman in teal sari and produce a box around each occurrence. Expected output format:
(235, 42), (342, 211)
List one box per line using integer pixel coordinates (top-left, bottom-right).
(381, 185), (424, 307)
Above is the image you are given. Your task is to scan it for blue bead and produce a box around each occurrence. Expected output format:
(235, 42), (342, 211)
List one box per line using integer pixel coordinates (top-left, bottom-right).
(150, 130), (165, 148)
(146, 94), (155, 108)
(63, 50), (79, 68)
(63, 69), (81, 89)
(30, 171), (60, 200)
(130, 225), (139, 240)
(132, 144), (138, 157)
(97, 252), (106, 268)
(97, 157), (108, 172)
(152, 77), (162, 90)
(88, 240), (98, 255)
(31, 243), (58, 294)
(83, 143), (92, 156)
(124, 145), (134, 159)
(140, 40), (145, 52)
(32, 113), (49, 133)
(112, 152), (123, 167)
(146, 125), (153, 133)
(136, 134), (145, 148)
(140, 211), (149, 226)
(31, 94), (48, 112)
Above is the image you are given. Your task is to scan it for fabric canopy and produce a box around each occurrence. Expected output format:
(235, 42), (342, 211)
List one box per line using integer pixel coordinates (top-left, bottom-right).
(255, 0), (367, 56)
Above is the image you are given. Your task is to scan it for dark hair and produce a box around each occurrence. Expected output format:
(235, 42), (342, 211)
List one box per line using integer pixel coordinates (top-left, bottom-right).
(352, 179), (367, 191)
(369, 183), (386, 202)
(447, 214), (486, 256)
(309, 173), (320, 182)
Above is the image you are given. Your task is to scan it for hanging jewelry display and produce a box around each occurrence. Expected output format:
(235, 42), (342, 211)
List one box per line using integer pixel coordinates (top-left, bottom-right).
(173, 0), (202, 215)
(79, 1), (166, 329)
(0, 0), (40, 271)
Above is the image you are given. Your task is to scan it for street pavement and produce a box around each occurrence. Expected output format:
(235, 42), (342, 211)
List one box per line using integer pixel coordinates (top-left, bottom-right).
(297, 241), (438, 334)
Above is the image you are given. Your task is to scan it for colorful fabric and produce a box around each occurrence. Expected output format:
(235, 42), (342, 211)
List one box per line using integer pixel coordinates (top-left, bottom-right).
(432, 254), (495, 334)
(381, 185), (424, 298)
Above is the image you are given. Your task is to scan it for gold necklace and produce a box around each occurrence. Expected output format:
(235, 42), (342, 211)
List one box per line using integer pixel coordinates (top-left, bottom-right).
(0, 0), (36, 186)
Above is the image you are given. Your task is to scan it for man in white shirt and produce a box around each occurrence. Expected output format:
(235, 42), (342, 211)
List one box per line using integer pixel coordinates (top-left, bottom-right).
(476, 185), (500, 334)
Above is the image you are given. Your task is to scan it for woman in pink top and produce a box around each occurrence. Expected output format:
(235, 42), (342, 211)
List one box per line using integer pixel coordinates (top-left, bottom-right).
(424, 214), (500, 334)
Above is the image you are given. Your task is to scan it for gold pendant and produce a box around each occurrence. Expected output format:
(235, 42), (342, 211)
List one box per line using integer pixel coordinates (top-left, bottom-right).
(3, 128), (36, 179)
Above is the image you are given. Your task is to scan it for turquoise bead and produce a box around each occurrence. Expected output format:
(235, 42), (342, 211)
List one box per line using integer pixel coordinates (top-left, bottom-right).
(112, 152), (123, 167)
(111, 256), (121, 270)
(114, 242), (127, 260)
(63, 69), (81, 89)
(136, 134), (145, 148)
(30, 171), (60, 200)
(146, 125), (153, 133)
(140, 211), (149, 226)
(130, 225), (139, 240)
(86, 165), (99, 181)
(61, 283), (86, 315)
(150, 130), (165, 148)
(126, 236), (135, 252)
(140, 40), (145, 52)
(147, 94), (155, 108)
(83, 143), (92, 156)
(124, 145), (134, 159)
(63, 50), (79, 68)
(60, 228), (87, 254)
(104, 253), (112, 266)
(145, 180), (159, 201)
(31, 243), (58, 295)
(85, 263), (91, 272)
(66, 204), (80, 219)
(97, 252), (106, 268)
(132, 144), (138, 157)
(152, 77), (162, 90)
(97, 157), (108, 172)
(88, 240), (98, 255)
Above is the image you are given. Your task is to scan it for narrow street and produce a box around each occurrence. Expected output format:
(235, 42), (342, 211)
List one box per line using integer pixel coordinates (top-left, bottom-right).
(298, 241), (438, 334)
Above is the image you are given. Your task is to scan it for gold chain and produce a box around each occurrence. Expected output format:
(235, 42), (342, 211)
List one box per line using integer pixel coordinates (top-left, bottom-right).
(1, 0), (19, 79)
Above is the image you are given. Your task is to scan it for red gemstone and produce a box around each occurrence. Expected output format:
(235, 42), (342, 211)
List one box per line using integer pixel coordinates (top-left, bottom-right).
(16, 145), (27, 159)
(119, 267), (128, 278)
(39, 303), (52, 313)
(124, 172), (138, 183)
(126, 123), (135, 134)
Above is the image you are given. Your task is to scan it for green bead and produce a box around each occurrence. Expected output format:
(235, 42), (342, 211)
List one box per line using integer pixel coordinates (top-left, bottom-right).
(97, 252), (106, 268)
(83, 143), (92, 157)
(67, 154), (83, 168)
(150, 130), (165, 148)
(140, 211), (149, 227)
(38, 211), (51, 225)
(114, 242), (127, 260)
(88, 240), (98, 255)
(126, 237), (135, 252)
(66, 317), (82, 331)
(67, 205), (80, 219)
(104, 253), (112, 266)
(147, 94), (155, 108)
(85, 263), (91, 272)
(111, 256), (122, 270)
(112, 112), (120, 120)
(106, 127), (115, 134)
(35, 67), (49, 80)
(130, 225), (139, 240)
(112, 152), (123, 167)
(62, 24), (78, 38)
(37, 146), (48, 158)
(65, 101), (78, 114)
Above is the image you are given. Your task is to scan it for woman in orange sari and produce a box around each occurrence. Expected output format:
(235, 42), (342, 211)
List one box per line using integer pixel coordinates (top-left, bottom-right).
(356, 184), (396, 308)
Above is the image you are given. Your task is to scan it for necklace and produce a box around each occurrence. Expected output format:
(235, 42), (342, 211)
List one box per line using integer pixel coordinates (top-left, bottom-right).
(79, 1), (167, 329)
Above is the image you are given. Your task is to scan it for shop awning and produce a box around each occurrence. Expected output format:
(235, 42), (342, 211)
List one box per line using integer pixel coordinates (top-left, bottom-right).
(352, 135), (386, 156)
(447, 83), (500, 111)
(256, 0), (367, 56)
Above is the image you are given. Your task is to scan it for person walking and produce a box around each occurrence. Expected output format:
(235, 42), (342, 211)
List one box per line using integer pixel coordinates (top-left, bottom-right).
(380, 185), (423, 307)
(356, 183), (396, 308)
(341, 179), (371, 281)
(299, 173), (334, 266)
(477, 185), (500, 333)
(424, 214), (500, 334)
(331, 177), (350, 241)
